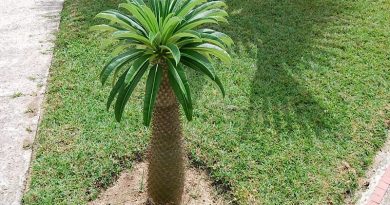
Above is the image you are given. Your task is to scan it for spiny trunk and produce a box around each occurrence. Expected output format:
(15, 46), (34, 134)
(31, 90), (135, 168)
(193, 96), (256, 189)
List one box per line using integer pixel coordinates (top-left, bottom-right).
(147, 63), (185, 205)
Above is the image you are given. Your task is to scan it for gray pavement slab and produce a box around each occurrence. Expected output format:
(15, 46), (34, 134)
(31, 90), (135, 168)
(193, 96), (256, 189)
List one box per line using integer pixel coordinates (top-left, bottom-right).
(0, 0), (63, 204)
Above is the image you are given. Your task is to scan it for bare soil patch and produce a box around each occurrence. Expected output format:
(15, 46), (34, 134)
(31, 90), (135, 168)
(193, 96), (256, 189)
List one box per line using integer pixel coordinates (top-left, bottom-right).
(89, 162), (228, 205)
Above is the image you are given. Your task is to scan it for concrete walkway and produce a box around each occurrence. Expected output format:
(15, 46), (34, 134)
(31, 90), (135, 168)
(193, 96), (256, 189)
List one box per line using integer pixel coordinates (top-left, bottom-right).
(0, 0), (63, 204)
(356, 131), (390, 205)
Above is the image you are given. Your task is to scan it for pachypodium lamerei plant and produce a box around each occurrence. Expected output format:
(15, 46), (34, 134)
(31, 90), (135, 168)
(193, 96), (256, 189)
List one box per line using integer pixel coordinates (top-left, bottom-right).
(92, 0), (232, 204)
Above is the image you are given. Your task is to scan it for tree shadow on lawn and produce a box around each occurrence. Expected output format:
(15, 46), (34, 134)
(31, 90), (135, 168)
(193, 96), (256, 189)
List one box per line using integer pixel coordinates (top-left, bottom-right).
(226, 0), (343, 138)
(192, 0), (357, 203)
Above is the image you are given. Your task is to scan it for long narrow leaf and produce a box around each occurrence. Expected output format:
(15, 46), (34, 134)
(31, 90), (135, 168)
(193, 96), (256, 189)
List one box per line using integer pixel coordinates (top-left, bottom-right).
(107, 69), (128, 110)
(143, 64), (163, 126)
(176, 63), (193, 117)
(95, 11), (134, 31)
(214, 74), (225, 97)
(186, 1), (227, 20)
(161, 43), (181, 65)
(119, 3), (152, 33)
(90, 24), (121, 33)
(112, 31), (153, 47)
(181, 50), (215, 79)
(167, 60), (193, 120)
(198, 29), (234, 47)
(176, 18), (218, 33)
(100, 49), (142, 85)
(186, 43), (231, 64)
(176, 0), (206, 17)
(114, 56), (150, 121)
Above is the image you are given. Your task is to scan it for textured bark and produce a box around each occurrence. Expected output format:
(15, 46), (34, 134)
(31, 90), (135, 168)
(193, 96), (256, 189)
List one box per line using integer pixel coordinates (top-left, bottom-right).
(147, 63), (185, 205)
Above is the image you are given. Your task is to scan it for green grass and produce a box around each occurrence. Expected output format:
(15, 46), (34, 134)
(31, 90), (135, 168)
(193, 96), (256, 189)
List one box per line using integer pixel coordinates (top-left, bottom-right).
(24, 0), (389, 204)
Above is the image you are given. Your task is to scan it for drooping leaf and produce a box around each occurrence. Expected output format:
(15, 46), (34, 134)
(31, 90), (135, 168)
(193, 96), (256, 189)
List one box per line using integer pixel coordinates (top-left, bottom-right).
(198, 29), (234, 47)
(176, 63), (193, 116)
(90, 24), (120, 33)
(112, 31), (152, 47)
(107, 69), (129, 110)
(168, 31), (201, 44)
(132, 0), (145, 6)
(100, 49), (143, 85)
(143, 64), (163, 126)
(176, 0), (207, 18)
(114, 56), (150, 121)
(214, 74), (225, 97)
(186, 43), (231, 65)
(181, 50), (215, 79)
(182, 50), (225, 97)
(196, 31), (228, 49)
(161, 43), (181, 65)
(167, 60), (193, 120)
(186, 1), (227, 20)
(176, 18), (218, 33)
(96, 10), (144, 33)
(187, 9), (228, 24)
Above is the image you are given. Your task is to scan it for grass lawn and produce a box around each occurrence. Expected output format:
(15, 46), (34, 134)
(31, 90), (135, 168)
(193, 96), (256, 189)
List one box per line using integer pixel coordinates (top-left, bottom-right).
(24, 0), (389, 204)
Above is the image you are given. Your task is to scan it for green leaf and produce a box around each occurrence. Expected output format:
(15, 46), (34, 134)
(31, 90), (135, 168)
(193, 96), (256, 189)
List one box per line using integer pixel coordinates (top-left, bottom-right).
(181, 50), (215, 79)
(186, 1), (227, 20)
(149, 32), (161, 45)
(181, 51), (225, 97)
(119, 3), (152, 33)
(161, 16), (182, 43)
(187, 9), (228, 24)
(176, 18), (218, 33)
(96, 10), (142, 33)
(187, 43), (231, 65)
(198, 29), (234, 47)
(143, 64), (163, 126)
(111, 44), (134, 56)
(95, 12), (131, 30)
(107, 69), (128, 110)
(114, 56), (150, 122)
(168, 31), (201, 44)
(176, 63), (193, 116)
(214, 74), (225, 97)
(132, 0), (145, 5)
(167, 60), (193, 120)
(100, 49), (142, 85)
(168, 0), (179, 13)
(176, 38), (203, 48)
(124, 55), (150, 83)
(112, 31), (152, 47)
(176, 0), (207, 18)
(103, 9), (147, 35)
(197, 31), (228, 49)
(90, 24), (120, 33)
(161, 43), (181, 65)
(140, 5), (159, 33)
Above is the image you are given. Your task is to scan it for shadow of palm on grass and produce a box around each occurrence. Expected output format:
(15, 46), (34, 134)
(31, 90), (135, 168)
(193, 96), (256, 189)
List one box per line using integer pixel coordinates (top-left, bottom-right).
(227, 0), (343, 136)
(186, 0), (356, 203)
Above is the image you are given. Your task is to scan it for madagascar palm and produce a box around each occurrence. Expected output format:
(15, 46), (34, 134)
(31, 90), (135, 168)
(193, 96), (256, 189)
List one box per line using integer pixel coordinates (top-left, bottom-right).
(92, 0), (232, 204)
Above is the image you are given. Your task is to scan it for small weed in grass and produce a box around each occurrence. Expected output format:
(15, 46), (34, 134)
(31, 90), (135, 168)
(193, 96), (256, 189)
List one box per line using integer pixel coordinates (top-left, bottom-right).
(26, 127), (33, 133)
(27, 76), (37, 81)
(24, 108), (35, 114)
(11, 92), (23, 98)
